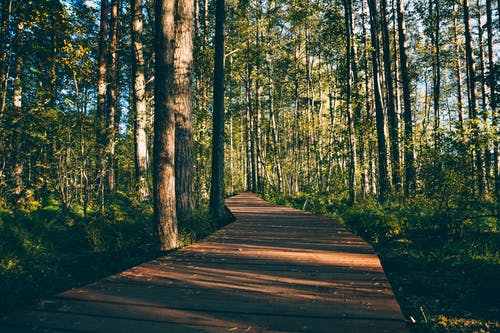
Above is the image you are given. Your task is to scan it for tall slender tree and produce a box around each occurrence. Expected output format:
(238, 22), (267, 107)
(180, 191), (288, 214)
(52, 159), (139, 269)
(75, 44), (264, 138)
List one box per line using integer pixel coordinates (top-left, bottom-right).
(106, 0), (119, 193)
(96, 0), (109, 205)
(396, 0), (416, 198)
(380, 0), (400, 194)
(485, 0), (498, 198)
(344, 0), (358, 205)
(367, 0), (390, 201)
(154, 0), (178, 250)
(131, 0), (149, 200)
(210, 0), (226, 220)
(463, 0), (484, 195)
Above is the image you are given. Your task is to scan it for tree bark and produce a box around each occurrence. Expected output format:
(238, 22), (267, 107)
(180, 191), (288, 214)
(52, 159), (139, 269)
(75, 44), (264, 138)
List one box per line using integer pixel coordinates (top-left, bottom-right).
(380, 0), (400, 195)
(96, 0), (109, 205)
(463, 0), (484, 196)
(486, 0), (498, 198)
(0, 0), (12, 116)
(174, 0), (195, 218)
(209, 0), (226, 220)
(431, 0), (441, 143)
(131, 0), (149, 200)
(344, 0), (358, 205)
(367, 0), (390, 202)
(154, 0), (178, 250)
(396, 0), (416, 198)
(11, 20), (24, 196)
(453, 4), (465, 137)
(106, 0), (119, 193)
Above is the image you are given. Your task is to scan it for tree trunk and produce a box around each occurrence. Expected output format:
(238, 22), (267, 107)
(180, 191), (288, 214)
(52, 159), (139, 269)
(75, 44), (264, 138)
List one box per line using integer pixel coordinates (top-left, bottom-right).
(463, 0), (484, 196)
(486, 0), (498, 198)
(131, 0), (149, 200)
(380, 0), (400, 195)
(344, 0), (358, 205)
(11, 20), (24, 196)
(367, 0), (390, 202)
(174, 0), (195, 218)
(0, 0), (12, 116)
(476, 0), (490, 187)
(396, 0), (416, 198)
(106, 0), (119, 193)
(245, 66), (253, 191)
(154, 0), (178, 250)
(431, 0), (441, 143)
(209, 0), (226, 220)
(96, 0), (109, 206)
(453, 4), (465, 137)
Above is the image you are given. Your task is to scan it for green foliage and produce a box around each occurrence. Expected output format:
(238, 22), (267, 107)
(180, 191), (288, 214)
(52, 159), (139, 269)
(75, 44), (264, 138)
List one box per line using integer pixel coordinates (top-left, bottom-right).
(0, 192), (158, 314)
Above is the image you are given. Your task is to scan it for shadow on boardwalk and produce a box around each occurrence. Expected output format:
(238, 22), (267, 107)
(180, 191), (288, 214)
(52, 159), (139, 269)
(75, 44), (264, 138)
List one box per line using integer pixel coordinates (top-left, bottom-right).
(0, 192), (408, 332)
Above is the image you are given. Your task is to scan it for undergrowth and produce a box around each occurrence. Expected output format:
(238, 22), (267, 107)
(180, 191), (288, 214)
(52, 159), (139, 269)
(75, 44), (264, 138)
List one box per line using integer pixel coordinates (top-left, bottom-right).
(263, 191), (500, 333)
(0, 191), (230, 315)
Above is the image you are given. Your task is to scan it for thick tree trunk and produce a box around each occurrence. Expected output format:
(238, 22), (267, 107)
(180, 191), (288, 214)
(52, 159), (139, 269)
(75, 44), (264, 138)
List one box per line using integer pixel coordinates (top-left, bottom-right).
(131, 0), (149, 200)
(396, 0), (416, 198)
(174, 0), (195, 218)
(209, 0), (226, 220)
(367, 0), (390, 202)
(154, 0), (178, 250)
(380, 0), (400, 195)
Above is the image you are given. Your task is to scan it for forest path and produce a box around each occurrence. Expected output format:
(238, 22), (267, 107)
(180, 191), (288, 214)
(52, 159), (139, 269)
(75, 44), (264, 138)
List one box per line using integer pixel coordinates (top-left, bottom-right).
(0, 192), (408, 332)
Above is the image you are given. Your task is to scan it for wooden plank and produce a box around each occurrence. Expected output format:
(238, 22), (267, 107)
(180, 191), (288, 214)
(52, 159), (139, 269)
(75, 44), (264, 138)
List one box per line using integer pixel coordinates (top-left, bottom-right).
(0, 192), (408, 332)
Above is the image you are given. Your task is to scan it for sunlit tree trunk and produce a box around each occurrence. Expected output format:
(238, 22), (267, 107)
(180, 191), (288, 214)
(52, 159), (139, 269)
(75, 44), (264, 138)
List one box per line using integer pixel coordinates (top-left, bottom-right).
(431, 0), (441, 144)
(344, 0), (358, 205)
(154, 0), (178, 250)
(174, 0), (195, 218)
(368, 0), (390, 201)
(96, 0), (108, 206)
(486, 0), (499, 198)
(476, 0), (490, 188)
(106, 0), (119, 193)
(463, 0), (484, 196)
(396, 0), (416, 198)
(380, 0), (400, 195)
(131, 0), (149, 200)
(453, 4), (465, 138)
(245, 67), (253, 191)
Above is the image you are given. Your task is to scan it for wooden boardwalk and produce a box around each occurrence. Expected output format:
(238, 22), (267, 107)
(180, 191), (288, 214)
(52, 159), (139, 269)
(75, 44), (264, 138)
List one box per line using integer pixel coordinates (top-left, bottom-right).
(0, 193), (408, 332)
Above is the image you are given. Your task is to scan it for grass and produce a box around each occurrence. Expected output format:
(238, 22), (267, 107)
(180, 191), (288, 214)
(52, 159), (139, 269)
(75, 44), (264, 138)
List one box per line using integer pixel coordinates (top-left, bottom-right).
(0, 191), (232, 315)
(264, 191), (500, 333)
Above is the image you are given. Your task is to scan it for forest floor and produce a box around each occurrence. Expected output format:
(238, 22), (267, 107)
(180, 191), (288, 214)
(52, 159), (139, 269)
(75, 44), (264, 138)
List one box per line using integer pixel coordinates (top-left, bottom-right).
(265, 192), (500, 333)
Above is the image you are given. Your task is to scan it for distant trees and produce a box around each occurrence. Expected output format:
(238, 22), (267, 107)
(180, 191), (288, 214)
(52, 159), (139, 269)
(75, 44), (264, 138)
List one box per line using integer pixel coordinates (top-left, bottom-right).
(0, 0), (498, 250)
